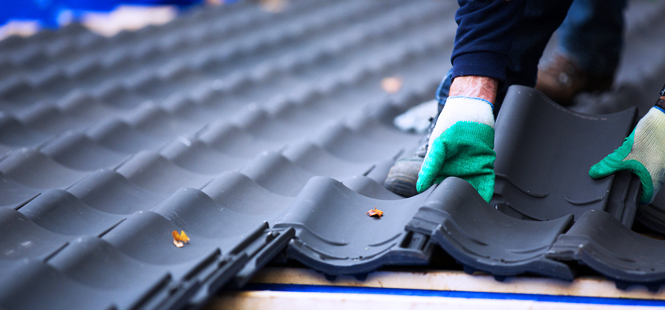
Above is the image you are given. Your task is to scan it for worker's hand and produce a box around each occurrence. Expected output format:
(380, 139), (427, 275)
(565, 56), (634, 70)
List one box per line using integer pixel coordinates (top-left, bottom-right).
(590, 104), (665, 204)
(416, 76), (497, 202)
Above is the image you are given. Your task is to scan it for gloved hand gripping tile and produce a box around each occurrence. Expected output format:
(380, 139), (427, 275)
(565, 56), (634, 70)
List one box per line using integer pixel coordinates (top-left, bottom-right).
(406, 177), (574, 280)
(274, 176), (437, 276)
(492, 86), (639, 225)
(547, 210), (665, 291)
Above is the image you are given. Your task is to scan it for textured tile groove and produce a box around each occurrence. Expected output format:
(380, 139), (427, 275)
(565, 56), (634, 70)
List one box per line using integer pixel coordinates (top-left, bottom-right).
(0, 1), (456, 308)
(1, 0), (663, 309)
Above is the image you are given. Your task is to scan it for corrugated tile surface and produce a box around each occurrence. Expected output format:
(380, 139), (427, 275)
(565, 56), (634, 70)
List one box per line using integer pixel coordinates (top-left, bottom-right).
(0, 1), (456, 308)
(1, 0), (665, 309)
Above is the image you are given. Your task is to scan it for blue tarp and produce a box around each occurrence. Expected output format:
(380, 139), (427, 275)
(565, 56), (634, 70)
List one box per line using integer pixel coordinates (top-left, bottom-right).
(0, 0), (202, 28)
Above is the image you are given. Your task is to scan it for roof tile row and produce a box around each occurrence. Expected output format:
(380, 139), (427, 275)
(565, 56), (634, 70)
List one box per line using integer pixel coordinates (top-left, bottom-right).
(2, 0), (665, 309)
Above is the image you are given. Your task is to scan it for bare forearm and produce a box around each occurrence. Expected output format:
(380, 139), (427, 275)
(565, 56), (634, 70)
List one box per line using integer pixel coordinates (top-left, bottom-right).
(449, 76), (499, 105)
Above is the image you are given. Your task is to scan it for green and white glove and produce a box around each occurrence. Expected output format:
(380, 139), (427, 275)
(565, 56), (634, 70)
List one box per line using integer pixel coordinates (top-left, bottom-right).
(416, 96), (496, 202)
(590, 105), (665, 204)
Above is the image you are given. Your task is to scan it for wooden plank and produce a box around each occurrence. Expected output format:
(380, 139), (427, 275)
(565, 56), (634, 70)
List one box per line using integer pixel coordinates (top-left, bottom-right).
(249, 267), (665, 300)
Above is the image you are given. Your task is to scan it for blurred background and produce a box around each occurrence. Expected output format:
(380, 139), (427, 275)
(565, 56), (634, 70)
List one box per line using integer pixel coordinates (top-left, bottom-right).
(0, 0), (255, 39)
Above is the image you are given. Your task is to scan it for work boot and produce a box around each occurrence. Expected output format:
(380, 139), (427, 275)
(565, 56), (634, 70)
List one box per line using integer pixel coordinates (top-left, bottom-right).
(535, 53), (614, 106)
(384, 119), (433, 197)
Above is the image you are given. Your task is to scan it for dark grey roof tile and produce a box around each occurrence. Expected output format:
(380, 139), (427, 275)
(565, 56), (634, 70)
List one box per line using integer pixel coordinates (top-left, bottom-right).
(0, 78), (35, 106)
(0, 209), (71, 270)
(48, 236), (169, 295)
(57, 91), (117, 122)
(67, 169), (166, 214)
(64, 56), (104, 79)
(18, 104), (83, 133)
(91, 81), (147, 108)
(18, 189), (123, 236)
(114, 151), (214, 193)
(201, 171), (293, 217)
(160, 137), (247, 174)
(238, 151), (317, 197)
(0, 114), (52, 151)
(0, 0), (657, 307)
(197, 121), (285, 157)
(101, 210), (223, 266)
(409, 177), (575, 280)
(153, 188), (275, 238)
(0, 149), (86, 189)
(493, 86), (638, 224)
(0, 172), (41, 208)
(548, 210), (665, 290)
(309, 120), (408, 162)
(637, 190), (665, 234)
(275, 176), (435, 275)
(0, 261), (123, 310)
(342, 176), (403, 200)
(125, 102), (203, 137)
(85, 119), (166, 153)
(40, 131), (129, 171)
(282, 141), (377, 174)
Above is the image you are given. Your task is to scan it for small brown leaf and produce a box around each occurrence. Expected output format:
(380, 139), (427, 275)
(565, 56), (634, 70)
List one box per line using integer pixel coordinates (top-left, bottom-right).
(179, 230), (190, 243)
(366, 207), (383, 218)
(172, 230), (190, 247)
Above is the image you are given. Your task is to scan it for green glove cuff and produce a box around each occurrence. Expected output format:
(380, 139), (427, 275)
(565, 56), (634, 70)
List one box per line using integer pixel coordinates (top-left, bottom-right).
(589, 131), (654, 204)
(417, 121), (496, 202)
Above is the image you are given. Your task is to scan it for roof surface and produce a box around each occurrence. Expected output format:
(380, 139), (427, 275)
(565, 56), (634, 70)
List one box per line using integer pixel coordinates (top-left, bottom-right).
(1, 0), (665, 309)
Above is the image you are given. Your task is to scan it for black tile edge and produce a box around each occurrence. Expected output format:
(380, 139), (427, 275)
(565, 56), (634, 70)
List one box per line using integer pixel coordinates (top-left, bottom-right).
(547, 210), (665, 291)
(605, 172), (642, 228)
(186, 224), (295, 308)
(409, 177), (575, 281)
(283, 235), (433, 279)
(230, 227), (296, 288)
(637, 187), (665, 234)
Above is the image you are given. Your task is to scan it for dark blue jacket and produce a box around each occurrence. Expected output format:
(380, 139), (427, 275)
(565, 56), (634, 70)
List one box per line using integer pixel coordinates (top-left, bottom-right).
(451, 0), (527, 83)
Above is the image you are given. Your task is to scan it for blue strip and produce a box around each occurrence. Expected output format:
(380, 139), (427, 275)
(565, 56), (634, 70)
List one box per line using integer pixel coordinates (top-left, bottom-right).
(654, 106), (665, 114)
(242, 283), (665, 307)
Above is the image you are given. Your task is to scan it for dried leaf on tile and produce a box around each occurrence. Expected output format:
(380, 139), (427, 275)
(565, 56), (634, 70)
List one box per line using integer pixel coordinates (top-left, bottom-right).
(172, 230), (190, 247)
(366, 207), (383, 218)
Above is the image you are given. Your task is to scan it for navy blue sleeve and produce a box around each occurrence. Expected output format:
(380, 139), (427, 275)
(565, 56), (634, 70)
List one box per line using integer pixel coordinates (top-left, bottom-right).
(451, 0), (527, 83)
